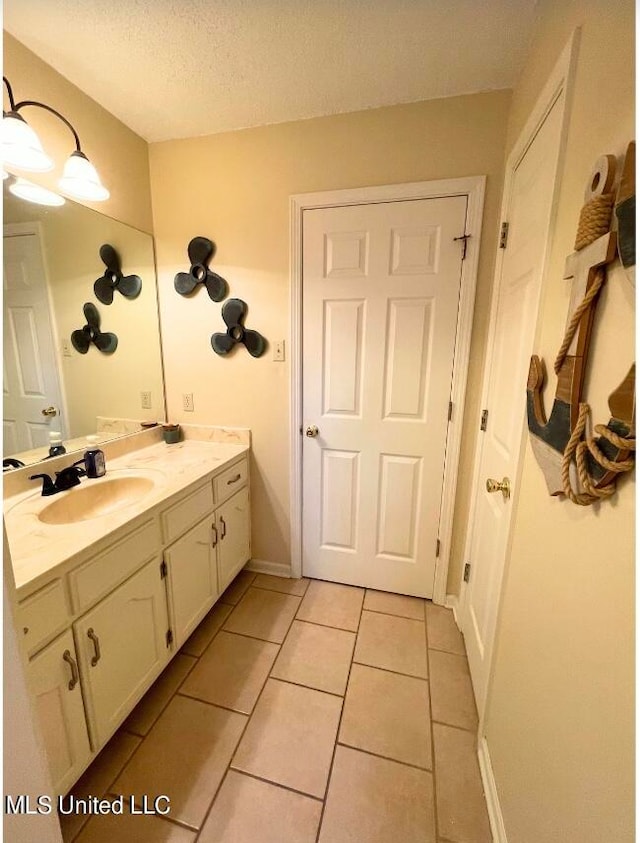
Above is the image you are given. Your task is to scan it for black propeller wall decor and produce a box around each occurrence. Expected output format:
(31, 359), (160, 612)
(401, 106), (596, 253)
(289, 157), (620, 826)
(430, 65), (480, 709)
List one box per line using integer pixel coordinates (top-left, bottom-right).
(211, 298), (266, 358)
(174, 236), (228, 302)
(71, 302), (118, 354)
(94, 244), (142, 305)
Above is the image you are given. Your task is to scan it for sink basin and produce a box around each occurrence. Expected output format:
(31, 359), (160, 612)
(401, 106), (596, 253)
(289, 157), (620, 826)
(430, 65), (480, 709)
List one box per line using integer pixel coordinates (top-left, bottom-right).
(37, 472), (159, 525)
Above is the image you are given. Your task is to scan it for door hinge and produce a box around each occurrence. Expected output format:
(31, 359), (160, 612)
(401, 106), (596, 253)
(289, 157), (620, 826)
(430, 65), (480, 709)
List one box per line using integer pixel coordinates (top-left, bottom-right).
(464, 563), (471, 583)
(453, 233), (471, 260)
(448, 401), (453, 422)
(436, 539), (441, 558)
(166, 629), (174, 648)
(499, 221), (509, 249)
(480, 409), (489, 431)
(160, 560), (168, 579)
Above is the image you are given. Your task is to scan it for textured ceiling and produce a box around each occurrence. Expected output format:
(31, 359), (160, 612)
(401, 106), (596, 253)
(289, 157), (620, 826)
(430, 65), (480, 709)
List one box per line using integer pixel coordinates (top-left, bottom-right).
(4, 0), (537, 143)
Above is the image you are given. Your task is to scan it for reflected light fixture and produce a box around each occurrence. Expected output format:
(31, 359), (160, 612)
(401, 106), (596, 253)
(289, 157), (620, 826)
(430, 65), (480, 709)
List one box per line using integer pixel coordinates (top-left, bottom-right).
(8, 175), (65, 207)
(2, 76), (109, 201)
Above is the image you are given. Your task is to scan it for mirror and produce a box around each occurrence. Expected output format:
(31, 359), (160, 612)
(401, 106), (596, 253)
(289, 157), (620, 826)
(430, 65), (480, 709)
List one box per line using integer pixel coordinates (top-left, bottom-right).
(3, 179), (166, 468)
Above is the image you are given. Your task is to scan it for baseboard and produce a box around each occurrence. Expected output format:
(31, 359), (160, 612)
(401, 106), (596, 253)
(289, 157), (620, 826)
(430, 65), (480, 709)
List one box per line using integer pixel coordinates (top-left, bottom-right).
(478, 736), (507, 843)
(444, 593), (461, 629)
(245, 558), (293, 578)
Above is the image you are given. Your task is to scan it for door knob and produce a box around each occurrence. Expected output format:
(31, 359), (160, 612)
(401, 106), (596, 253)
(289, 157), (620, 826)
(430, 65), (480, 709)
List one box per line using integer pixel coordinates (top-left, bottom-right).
(305, 425), (319, 438)
(42, 406), (57, 417)
(486, 477), (511, 500)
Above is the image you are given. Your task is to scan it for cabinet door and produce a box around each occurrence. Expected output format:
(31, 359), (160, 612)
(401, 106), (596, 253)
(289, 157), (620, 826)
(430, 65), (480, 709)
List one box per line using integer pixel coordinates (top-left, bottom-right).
(218, 486), (251, 593)
(74, 557), (169, 749)
(165, 515), (218, 648)
(27, 629), (92, 796)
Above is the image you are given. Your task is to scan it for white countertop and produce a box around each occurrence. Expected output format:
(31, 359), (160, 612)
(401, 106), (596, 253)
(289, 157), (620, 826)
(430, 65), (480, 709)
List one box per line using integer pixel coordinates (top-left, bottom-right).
(5, 439), (248, 594)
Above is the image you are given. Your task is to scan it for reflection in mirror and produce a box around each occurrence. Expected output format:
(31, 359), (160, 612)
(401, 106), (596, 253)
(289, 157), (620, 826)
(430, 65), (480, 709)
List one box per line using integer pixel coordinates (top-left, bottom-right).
(3, 178), (166, 468)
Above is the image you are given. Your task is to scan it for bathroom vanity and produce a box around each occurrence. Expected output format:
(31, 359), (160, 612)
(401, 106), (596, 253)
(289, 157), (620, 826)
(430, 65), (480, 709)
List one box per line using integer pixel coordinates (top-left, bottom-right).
(3, 431), (251, 796)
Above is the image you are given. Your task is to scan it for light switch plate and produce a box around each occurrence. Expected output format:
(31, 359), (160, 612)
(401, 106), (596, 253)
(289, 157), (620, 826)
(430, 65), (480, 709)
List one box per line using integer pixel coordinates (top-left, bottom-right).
(62, 339), (72, 357)
(273, 340), (285, 362)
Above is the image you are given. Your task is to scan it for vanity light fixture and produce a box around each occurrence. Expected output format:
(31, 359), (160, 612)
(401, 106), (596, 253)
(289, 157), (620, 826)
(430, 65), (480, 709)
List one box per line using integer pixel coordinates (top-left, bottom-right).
(2, 76), (109, 202)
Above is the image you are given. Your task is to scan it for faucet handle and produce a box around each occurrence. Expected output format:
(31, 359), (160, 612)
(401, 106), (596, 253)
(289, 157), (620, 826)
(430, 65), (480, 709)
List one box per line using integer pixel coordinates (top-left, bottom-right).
(29, 473), (57, 496)
(54, 465), (86, 492)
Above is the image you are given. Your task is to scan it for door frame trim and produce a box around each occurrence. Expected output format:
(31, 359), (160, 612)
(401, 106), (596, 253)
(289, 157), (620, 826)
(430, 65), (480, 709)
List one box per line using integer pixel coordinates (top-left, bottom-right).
(290, 176), (486, 603)
(458, 30), (579, 721)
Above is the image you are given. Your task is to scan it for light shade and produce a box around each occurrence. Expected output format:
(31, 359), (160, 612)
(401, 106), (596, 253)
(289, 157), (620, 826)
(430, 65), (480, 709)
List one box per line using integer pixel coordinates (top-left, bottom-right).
(9, 176), (65, 207)
(2, 112), (54, 172)
(58, 151), (109, 201)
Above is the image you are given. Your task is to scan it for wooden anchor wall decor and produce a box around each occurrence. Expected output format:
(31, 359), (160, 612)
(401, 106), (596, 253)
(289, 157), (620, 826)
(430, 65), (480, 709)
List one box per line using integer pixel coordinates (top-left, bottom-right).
(527, 147), (636, 505)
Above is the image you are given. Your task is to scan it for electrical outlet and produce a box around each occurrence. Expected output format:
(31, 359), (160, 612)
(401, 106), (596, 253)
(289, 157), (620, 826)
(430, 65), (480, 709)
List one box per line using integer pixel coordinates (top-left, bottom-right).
(273, 340), (285, 362)
(183, 392), (194, 412)
(140, 391), (152, 410)
(62, 339), (72, 357)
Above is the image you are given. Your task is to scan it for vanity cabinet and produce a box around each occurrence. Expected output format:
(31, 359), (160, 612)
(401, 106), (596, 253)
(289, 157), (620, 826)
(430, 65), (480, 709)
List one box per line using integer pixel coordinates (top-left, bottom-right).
(165, 515), (219, 648)
(217, 486), (251, 593)
(74, 556), (170, 749)
(26, 630), (92, 796)
(13, 445), (251, 797)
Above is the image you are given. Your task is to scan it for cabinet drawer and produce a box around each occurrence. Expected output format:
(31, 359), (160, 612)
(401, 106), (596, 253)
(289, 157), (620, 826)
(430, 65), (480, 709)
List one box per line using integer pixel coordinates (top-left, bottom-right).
(18, 579), (70, 657)
(69, 519), (161, 613)
(161, 481), (214, 544)
(214, 458), (248, 505)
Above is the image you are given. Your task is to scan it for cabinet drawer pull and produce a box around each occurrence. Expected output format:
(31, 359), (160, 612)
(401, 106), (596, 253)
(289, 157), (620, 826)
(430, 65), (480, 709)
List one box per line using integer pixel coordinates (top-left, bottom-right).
(220, 516), (227, 539)
(63, 649), (79, 690)
(212, 523), (218, 548)
(227, 473), (242, 486)
(87, 628), (101, 666)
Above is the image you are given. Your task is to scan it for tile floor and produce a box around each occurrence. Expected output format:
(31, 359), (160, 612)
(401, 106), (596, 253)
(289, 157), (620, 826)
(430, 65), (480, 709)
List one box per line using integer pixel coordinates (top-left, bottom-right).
(60, 571), (492, 843)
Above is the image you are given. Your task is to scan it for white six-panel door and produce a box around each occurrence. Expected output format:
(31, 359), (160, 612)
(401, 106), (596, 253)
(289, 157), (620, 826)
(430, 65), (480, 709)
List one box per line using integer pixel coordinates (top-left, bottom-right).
(302, 196), (467, 597)
(3, 224), (66, 453)
(461, 91), (566, 716)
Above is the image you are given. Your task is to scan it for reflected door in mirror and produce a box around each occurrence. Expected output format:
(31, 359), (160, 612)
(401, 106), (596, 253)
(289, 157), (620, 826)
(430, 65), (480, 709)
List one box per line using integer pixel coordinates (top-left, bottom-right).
(4, 224), (66, 453)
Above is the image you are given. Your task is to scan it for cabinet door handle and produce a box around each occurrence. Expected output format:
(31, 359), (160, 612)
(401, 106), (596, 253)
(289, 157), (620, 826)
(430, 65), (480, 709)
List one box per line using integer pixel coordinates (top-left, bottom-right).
(87, 628), (101, 666)
(227, 473), (242, 486)
(212, 523), (218, 547)
(63, 649), (79, 690)
(220, 516), (227, 539)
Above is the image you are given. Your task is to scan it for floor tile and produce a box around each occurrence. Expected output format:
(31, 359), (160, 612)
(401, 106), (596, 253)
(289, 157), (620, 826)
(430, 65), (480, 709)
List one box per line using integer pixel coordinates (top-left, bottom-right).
(252, 573), (310, 596)
(364, 589), (425, 620)
(339, 664), (431, 769)
(426, 603), (466, 656)
(180, 602), (233, 657)
(199, 770), (322, 843)
(271, 620), (355, 695)
(219, 570), (256, 605)
(180, 631), (279, 714)
(296, 580), (364, 631)
(319, 745), (436, 843)
(123, 654), (197, 736)
(433, 724), (492, 843)
(223, 587), (300, 643)
(60, 730), (141, 842)
(354, 610), (428, 678)
(113, 695), (247, 830)
(73, 808), (195, 842)
(429, 650), (478, 730)
(232, 678), (341, 798)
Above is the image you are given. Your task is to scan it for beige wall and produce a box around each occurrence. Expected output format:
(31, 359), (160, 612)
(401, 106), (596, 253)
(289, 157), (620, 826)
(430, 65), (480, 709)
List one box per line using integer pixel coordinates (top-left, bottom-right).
(149, 91), (511, 571)
(484, 1), (635, 841)
(3, 34), (153, 233)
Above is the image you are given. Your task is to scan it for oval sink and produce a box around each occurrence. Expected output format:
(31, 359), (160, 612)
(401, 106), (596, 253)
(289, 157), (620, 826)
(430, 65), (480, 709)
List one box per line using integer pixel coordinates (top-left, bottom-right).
(38, 474), (157, 525)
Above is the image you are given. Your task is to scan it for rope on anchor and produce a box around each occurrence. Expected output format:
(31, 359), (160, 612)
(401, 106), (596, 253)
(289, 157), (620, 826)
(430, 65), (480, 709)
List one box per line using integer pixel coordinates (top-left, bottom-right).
(556, 191), (634, 505)
(561, 403), (636, 506)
